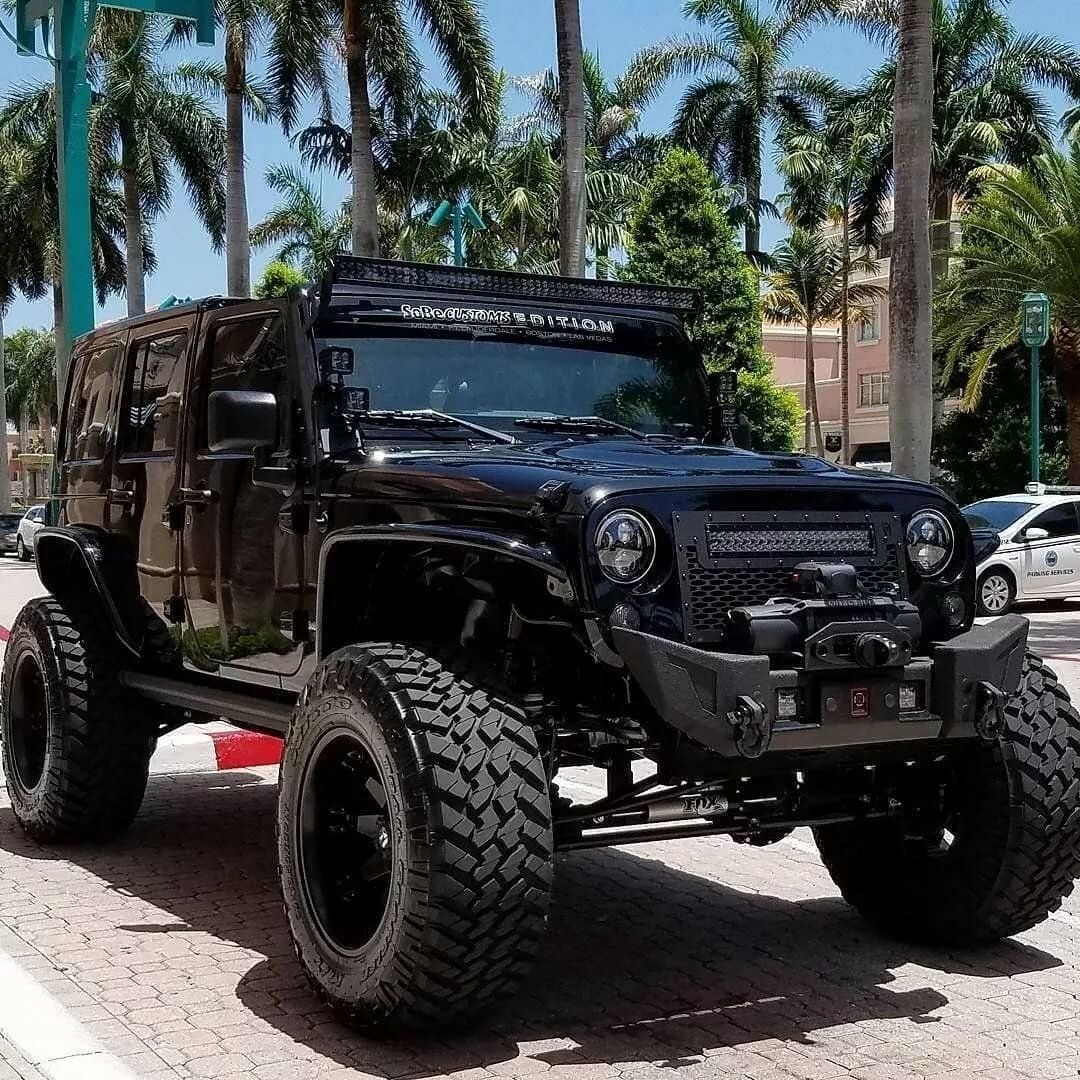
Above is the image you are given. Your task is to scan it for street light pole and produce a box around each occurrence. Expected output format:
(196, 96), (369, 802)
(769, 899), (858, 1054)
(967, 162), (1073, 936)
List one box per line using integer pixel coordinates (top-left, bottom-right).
(1021, 293), (1051, 485)
(429, 198), (485, 267)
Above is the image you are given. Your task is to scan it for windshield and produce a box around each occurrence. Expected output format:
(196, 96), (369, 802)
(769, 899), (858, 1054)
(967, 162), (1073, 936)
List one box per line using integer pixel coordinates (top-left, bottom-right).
(963, 499), (1037, 531)
(0, 514), (20, 529)
(314, 326), (706, 440)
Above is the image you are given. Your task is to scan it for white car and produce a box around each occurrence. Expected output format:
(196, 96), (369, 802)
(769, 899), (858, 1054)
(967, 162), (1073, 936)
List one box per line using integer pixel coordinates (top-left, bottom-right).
(15, 505), (46, 561)
(964, 487), (1080, 615)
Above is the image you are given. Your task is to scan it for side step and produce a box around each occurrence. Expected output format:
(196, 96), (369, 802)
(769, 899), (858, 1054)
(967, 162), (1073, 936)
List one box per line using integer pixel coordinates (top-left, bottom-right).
(120, 671), (295, 736)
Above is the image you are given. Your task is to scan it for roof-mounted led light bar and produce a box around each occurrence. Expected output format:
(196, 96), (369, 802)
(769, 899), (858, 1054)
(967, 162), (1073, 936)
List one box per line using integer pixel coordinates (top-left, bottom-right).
(326, 256), (700, 315)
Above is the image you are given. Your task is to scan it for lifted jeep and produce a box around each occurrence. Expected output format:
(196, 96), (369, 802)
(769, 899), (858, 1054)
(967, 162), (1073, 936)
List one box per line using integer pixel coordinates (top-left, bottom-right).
(4, 257), (1080, 1030)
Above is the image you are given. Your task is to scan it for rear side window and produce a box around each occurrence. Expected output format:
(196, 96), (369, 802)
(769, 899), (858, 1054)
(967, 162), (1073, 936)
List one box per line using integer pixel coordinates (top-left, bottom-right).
(198, 314), (287, 449)
(65, 343), (120, 461)
(121, 330), (189, 455)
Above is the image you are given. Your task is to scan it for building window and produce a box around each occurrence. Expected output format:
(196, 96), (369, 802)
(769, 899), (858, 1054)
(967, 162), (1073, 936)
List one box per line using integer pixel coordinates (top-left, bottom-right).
(859, 371), (889, 408)
(876, 232), (893, 260)
(857, 301), (882, 342)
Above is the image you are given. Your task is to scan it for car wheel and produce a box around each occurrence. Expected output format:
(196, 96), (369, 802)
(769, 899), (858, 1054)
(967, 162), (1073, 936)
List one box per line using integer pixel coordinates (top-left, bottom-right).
(278, 643), (553, 1030)
(16, 536), (29, 562)
(813, 653), (1080, 942)
(1, 597), (157, 842)
(977, 569), (1014, 616)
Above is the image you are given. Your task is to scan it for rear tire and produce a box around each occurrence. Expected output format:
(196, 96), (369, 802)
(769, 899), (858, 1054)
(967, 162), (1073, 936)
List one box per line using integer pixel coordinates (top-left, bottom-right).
(814, 653), (1080, 942)
(16, 536), (28, 561)
(278, 644), (553, 1030)
(1, 597), (156, 842)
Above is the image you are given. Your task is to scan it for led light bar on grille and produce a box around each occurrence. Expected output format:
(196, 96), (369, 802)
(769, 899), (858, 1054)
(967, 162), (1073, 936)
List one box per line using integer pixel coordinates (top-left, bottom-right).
(329, 256), (699, 314)
(704, 523), (875, 558)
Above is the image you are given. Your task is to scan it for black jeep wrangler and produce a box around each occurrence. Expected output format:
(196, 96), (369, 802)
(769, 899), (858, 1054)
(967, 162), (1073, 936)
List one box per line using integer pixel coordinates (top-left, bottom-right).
(4, 257), (1079, 1030)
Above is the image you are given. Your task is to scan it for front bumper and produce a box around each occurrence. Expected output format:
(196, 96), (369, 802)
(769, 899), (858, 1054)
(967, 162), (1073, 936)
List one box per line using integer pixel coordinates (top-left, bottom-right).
(612, 615), (1028, 759)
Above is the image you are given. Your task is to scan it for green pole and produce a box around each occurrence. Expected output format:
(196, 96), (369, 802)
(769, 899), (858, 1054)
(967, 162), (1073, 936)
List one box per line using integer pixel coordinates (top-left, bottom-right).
(1031, 343), (1041, 485)
(53, 0), (95, 403)
(452, 202), (464, 267)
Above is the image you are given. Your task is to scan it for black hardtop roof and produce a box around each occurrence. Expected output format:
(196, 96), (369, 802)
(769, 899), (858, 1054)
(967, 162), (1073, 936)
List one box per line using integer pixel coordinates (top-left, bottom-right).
(72, 296), (245, 349)
(321, 256), (700, 319)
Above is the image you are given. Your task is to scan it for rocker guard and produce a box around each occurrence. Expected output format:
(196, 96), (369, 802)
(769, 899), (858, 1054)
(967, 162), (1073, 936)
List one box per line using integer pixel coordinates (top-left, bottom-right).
(611, 614), (1029, 758)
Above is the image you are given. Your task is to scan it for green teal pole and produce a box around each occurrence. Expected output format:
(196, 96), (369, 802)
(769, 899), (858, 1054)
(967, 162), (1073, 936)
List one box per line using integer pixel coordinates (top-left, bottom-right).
(1031, 344), (1041, 484)
(452, 202), (464, 267)
(53, 0), (95, 405)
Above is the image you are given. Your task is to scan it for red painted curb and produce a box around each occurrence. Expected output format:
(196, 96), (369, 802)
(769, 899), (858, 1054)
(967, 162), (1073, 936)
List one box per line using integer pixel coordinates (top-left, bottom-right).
(210, 730), (284, 770)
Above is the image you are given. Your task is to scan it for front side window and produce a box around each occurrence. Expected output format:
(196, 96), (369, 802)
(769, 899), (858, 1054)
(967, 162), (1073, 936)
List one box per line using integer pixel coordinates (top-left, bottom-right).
(121, 330), (188, 455)
(198, 314), (287, 448)
(858, 371), (889, 407)
(65, 343), (120, 461)
(1028, 503), (1079, 539)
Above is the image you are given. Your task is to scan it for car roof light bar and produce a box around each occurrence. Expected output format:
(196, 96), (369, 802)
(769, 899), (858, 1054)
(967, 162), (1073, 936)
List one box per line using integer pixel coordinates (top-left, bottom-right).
(325, 256), (700, 316)
(1024, 483), (1080, 495)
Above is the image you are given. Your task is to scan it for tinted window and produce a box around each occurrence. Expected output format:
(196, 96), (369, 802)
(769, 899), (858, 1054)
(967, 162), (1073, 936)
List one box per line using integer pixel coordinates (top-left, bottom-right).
(121, 331), (188, 455)
(198, 314), (287, 448)
(1028, 503), (1079, 539)
(0, 514), (20, 529)
(65, 343), (120, 461)
(964, 500), (1037, 531)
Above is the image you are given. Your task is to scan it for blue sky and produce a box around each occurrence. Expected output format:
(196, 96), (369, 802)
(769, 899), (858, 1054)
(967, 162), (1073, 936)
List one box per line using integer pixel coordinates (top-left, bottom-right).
(0, 0), (1071, 330)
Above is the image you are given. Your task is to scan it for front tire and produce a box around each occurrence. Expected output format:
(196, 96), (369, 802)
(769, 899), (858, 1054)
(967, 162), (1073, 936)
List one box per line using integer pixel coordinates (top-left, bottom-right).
(278, 644), (553, 1030)
(1, 597), (156, 842)
(814, 653), (1080, 942)
(977, 569), (1015, 616)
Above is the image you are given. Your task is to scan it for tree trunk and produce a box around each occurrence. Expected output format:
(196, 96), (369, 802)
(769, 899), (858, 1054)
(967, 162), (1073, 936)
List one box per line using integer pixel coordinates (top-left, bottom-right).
(840, 214), (852, 466)
(0, 310), (10, 514)
(554, 0), (586, 277)
(1056, 325), (1080, 483)
(121, 128), (146, 316)
(52, 282), (68, 409)
(18, 406), (27, 455)
(888, 0), (934, 482)
(745, 159), (762, 260)
(344, 0), (380, 258)
(930, 189), (953, 283)
(38, 408), (54, 457)
(225, 34), (251, 298)
(805, 323), (824, 456)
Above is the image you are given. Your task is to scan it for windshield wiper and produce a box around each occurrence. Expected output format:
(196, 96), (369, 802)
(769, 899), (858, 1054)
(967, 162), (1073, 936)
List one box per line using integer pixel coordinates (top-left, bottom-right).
(513, 415), (647, 440)
(359, 409), (515, 444)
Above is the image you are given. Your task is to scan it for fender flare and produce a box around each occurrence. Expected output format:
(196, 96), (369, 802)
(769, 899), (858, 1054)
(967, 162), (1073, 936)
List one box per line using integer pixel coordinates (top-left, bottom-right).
(34, 526), (143, 659)
(315, 523), (575, 660)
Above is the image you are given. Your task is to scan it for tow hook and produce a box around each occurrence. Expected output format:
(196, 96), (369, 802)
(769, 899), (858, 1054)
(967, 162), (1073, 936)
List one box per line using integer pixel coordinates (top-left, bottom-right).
(974, 681), (1006, 741)
(726, 695), (772, 759)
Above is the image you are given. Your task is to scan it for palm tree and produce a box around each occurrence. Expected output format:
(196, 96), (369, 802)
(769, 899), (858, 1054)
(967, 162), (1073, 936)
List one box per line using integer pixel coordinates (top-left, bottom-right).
(761, 228), (885, 456)
(841, 0), (1080, 275)
(250, 165), (351, 280)
(6, 329), (57, 459)
(172, 0), (333, 297)
(627, 0), (837, 257)
(336, 0), (495, 257)
(554, 0), (586, 276)
(935, 147), (1080, 479)
(780, 95), (889, 463)
(889, 0), (934, 482)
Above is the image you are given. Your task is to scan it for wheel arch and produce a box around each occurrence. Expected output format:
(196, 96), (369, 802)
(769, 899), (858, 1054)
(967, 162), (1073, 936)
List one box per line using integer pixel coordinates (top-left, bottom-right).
(34, 526), (144, 660)
(316, 524), (578, 661)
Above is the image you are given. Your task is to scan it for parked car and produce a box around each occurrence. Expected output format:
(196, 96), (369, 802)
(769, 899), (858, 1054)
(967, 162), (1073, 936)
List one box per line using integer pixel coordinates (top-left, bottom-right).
(15, 505), (45, 561)
(964, 485), (1080, 615)
(3, 256), (1079, 1032)
(0, 512), (23, 556)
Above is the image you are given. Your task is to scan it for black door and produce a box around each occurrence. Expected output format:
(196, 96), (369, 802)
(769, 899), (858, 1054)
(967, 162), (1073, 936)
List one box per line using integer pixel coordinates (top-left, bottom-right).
(179, 301), (307, 683)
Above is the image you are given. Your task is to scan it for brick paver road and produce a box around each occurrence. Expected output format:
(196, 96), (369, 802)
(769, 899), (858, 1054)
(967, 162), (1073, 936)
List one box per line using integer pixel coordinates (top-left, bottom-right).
(4, 764), (1080, 1080)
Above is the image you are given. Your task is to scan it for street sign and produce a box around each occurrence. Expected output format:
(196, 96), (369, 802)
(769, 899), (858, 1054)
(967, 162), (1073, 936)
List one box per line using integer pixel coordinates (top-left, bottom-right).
(1021, 293), (1050, 348)
(824, 433), (842, 454)
(720, 407), (738, 427)
(713, 371), (738, 395)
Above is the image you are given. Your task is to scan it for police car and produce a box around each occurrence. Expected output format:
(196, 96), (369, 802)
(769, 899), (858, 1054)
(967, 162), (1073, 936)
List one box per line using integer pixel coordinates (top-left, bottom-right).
(964, 485), (1080, 615)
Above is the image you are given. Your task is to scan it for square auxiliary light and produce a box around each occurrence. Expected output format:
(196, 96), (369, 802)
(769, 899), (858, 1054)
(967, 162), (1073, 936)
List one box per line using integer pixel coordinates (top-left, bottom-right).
(899, 682), (922, 712)
(776, 688), (800, 721)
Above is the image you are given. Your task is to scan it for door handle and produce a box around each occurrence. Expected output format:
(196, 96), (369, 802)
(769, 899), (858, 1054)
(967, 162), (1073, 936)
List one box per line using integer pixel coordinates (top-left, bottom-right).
(177, 486), (218, 506)
(107, 486), (136, 506)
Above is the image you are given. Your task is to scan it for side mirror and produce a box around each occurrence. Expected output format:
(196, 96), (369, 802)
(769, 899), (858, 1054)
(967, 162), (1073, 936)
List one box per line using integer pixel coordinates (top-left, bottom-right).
(1022, 526), (1050, 542)
(208, 390), (278, 453)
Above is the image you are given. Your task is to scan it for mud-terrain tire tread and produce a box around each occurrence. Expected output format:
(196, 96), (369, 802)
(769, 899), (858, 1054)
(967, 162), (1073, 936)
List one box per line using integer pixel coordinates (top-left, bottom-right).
(815, 653), (1080, 942)
(279, 643), (553, 1030)
(1, 596), (155, 842)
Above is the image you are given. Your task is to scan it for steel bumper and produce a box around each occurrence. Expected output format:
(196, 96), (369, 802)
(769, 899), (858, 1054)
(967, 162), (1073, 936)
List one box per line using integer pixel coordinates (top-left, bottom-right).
(611, 615), (1029, 758)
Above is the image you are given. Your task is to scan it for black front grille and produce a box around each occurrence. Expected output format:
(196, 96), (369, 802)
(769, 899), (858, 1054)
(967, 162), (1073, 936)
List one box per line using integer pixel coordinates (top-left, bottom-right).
(674, 512), (907, 643)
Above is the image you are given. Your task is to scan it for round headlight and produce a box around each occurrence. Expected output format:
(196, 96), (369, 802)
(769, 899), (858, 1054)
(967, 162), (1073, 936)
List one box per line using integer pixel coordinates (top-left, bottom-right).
(595, 510), (656, 585)
(906, 509), (954, 576)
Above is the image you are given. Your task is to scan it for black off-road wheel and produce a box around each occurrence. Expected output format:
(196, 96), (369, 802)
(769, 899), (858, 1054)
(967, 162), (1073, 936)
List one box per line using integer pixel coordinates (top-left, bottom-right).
(1, 597), (156, 842)
(278, 644), (554, 1031)
(814, 653), (1080, 942)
